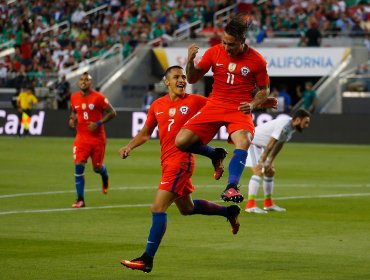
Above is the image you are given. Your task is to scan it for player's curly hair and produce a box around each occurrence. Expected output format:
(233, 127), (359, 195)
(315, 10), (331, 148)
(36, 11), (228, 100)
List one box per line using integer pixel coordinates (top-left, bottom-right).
(224, 13), (252, 41)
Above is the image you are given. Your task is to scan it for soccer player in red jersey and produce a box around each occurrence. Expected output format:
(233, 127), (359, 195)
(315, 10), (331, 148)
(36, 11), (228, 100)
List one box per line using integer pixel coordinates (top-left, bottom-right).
(119, 66), (240, 273)
(69, 72), (117, 208)
(175, 13), (273, 203)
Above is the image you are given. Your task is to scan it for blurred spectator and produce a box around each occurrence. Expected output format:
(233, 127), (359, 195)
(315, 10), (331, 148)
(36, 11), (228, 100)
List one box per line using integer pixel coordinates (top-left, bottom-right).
(202, 20), (224, 37)
(71, 4), (86, 24)
(142, 84), (155, 112)
(55, 75), (71, 109)
(305, 22), (322, 47)
(268, 87), (284, 113)
(0, 60), (7, 86)
(297, 35), (307, 47)
(278, 84), (292, 113)
(209, 31), (222, 47)
(296, 81), (317, 113)
(348, 63), (370, 91)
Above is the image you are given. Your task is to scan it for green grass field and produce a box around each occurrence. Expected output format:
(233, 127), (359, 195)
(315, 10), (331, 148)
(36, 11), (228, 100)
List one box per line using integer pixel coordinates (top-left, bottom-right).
(0, 137), (370, 280)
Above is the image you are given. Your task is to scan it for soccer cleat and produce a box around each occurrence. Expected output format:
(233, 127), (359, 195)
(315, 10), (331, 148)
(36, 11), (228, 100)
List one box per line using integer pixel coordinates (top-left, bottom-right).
(212, 148), (227, 180)
(221, 185), (244, 203)
(72, 200), (85, 208)
(121, 253), (153, 273)
(264, 204), (286, 212)
(245, 206), (268, 214)
(226, 205), (241, 235)
(102, 179), (109, 194)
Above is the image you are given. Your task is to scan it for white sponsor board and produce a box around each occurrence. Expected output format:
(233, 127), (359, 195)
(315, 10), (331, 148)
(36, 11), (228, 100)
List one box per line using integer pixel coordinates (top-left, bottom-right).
(0, 110), (45, 135)
(157, 47), (348, 77)
(132, 112), (290, 139)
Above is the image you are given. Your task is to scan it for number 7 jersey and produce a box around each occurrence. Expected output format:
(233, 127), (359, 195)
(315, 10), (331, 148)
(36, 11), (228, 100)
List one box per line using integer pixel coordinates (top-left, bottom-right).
(145, 93), (207, 166)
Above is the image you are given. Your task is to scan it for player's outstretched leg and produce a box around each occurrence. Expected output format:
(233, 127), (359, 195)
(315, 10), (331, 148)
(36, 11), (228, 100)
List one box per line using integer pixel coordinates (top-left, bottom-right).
(212, 148), (227, 180)
(226, 204), (241, 235)
(221, 183), (244, 203)
(121, 252), (153, 273)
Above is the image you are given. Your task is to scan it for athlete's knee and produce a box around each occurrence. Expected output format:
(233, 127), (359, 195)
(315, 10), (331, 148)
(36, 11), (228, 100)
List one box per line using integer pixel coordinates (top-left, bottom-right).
(93, 167), (101, 173)
(252, 167), (263, 177)
(265, 167), (275, 177)
(151, 203), (168, 213)
(178, 206), (194, 216)
(232, 130), (252, 150)
(175, 129), (194, 151)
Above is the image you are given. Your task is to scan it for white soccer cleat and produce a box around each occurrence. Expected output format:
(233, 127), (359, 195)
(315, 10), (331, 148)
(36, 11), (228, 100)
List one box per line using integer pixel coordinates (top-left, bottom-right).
(264, 205), (286, 212)
(245, 206), (268, 214)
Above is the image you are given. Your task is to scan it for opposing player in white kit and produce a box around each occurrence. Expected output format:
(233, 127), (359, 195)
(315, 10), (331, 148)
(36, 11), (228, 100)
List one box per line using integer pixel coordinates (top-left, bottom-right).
(244, 109), (311, 214)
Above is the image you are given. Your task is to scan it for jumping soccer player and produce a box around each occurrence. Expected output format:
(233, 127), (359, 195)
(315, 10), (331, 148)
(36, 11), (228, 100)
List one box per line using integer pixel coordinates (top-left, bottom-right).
(175, 13), (272, 204)
(119, 66), (240, 273)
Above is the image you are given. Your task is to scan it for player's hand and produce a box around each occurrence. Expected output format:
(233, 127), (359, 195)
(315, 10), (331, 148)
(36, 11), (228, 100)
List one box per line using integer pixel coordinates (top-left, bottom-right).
(69, 116), (77, 128)
(256, 162), (264, 175)
(258, 97), (278, 109)
(187, 44), (199, 62)
(87, 122), (98, 131)
(238, 102), (254, 114)
(119, 146), (131, 159)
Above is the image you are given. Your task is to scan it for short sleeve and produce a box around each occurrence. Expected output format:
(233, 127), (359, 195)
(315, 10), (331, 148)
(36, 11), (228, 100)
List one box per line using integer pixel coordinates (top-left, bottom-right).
(145, 102), (158, 128)
(255, 58), (269, 87)
(196, 47), (214, 73)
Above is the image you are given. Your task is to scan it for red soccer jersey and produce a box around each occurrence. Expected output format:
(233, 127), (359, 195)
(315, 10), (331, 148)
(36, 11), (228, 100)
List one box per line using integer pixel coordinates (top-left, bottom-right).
(197, 44), (269, 106)
(70, 89), (109, 144)
(145, 93), (207, 166)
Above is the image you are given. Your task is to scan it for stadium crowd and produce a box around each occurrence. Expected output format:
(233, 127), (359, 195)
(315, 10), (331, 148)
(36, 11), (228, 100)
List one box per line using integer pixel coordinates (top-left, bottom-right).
(0, 0), (368, 105)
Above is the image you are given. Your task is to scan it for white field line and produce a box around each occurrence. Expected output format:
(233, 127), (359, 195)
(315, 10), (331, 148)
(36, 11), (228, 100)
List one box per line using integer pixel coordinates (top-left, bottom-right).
(1, 183), (370, 199)
(1, 192), (370, 216)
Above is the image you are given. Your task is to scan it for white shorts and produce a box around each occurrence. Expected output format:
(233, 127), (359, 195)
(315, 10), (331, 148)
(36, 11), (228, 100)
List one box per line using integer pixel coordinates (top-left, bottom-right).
(246, 144), (264, 167)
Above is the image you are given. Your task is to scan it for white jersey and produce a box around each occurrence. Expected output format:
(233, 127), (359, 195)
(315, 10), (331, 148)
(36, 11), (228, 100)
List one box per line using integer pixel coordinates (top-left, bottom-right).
(246, 117), (295, 167)
(252, 117), (295, 147)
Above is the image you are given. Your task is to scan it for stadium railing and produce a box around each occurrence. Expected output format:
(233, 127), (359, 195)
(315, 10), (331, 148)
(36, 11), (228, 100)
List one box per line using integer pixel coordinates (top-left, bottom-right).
(172, 20), (204, 41)
(40, 20), (70, 38)
(213, 4), (236, 28)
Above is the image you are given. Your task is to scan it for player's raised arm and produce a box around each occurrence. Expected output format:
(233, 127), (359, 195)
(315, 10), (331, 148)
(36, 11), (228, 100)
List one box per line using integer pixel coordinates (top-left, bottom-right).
(186, 44), (206, 84)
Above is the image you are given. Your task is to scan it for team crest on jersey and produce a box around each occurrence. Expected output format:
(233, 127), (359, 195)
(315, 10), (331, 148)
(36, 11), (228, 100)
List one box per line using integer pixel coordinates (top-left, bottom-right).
(179, 106), (189, 114)
(88, 103), (95, 110)
(82, 103), (86, 110)
(169, 108), (176, 117)
(228, 63), (237, 72)
(240, 66), (250, 76)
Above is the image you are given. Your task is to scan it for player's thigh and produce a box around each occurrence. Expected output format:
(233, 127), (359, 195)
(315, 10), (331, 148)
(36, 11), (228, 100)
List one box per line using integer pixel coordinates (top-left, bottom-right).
(73, 143), (91, 164)
(183, 105), (224, 145)
(159, 164), (195, 197)
(246, 145), (263, 167)
(226, 112), (255, 136)
(91, 144), (106, 169)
